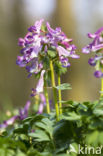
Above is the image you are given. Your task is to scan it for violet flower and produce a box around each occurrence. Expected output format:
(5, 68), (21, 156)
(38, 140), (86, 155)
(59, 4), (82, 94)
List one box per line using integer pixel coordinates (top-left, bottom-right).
(94, 71), (103, 78)
(28, 19), (44, 33)
(82, 27), (103, 54)
(60, 56), (70, 67)
(31, 70), (45, 96)
(19, 101), (31, 120)
(17, 19), (79, 76)
(37, 93), (46, 114)
(0, 101), (31, 129)
(17, 19), (44, 77)
(82, 27), (103, 78)
(0, 116), (19, 129)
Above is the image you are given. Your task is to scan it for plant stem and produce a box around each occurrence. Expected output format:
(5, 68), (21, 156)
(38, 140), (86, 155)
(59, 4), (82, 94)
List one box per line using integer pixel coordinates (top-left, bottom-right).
(29, 137), (32, 144)
(101, 67), (103, 97)
(58, 74), (62, 114)
(44, 83), (50, 114)
(50, 60), (59, 121)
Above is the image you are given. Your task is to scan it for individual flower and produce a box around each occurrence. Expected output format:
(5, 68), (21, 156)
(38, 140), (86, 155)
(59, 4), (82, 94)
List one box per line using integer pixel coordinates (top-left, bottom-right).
(88, 57), (97, 66)
(19, 101), (31, 120)
(26, 59), (43, 77)
(0, 116), (18, 129)
(37, 93), (46, 114)
(28, 19), (44, 33)
(94, 70), (103, 78)
(88, 55), (102, 66)
(60, 56), (70, 67)
(31, 70), (45, 96)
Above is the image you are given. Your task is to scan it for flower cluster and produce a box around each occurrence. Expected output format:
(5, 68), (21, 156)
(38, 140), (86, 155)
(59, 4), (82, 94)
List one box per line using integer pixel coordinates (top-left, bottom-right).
(0, 101), (31, 129)
(0, 94), (47, 129)
(82, 27), (103, 78)
(16, 19), (79, 96)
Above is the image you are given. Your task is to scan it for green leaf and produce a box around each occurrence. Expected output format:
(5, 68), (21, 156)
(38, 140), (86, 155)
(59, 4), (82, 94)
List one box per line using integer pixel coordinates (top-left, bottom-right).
(61, 112), (81, 121)
(28, 130), (50, 142)
(55, 83), (71, 90)
(47, 49), (56, 58)
(30, 114), (44, 125)
(54, 61), (67, 75)
(22, 117), (32, 123)
(41, 25), (47, 32)
(35, 118), (53, 139)
(93, 109), (103, 117)
(13, 123), (29, 134)
(86, 131), (99, 145)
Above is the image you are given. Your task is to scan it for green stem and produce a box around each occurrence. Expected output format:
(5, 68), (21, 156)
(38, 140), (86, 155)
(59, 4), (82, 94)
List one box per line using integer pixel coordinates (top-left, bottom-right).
(50, 60), (59, 121)
(29, 137), (32, 144)
(58, 75), (62, 114)
(101, 67), (103, 97)
(44, 83), (50, 114)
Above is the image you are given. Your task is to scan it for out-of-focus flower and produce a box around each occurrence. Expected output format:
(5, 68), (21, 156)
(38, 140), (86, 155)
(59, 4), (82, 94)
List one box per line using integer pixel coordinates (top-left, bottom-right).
(82, 27), (103, 78)
(82, 27), (103, 54)
(94, 70), (103, 78)
(6, 110), (12, 117)
(0, 101), (31, 129)
(19, 101), (31, 120)
(0, 116), (19, 129)
(37, 93), (46, 114)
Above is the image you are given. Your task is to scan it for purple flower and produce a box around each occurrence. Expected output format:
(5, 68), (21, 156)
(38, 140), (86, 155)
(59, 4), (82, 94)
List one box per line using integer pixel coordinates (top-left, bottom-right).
(28, 19), (44, 33)
(17, 20), (44, 76)
(60, 56), (70, 67)
(17, 19), (79, 78)
(19, 101), (31, 120)
(82, 27), (103, 54)
(26, 59), (43, 77)
(57, 46), (70, 57)
(31, 70), (45, 96)
(94, 70), (103, 78)
(57, 45), (79, 66)
(37, 93), (46, 114)
(0, 116), (19, 129)
(0, 101), (31, 129)
(82, 46), (90, 54)
(46, 22), (61, 36)
(18, 38), (25, 47)
(88, 57), (96, 66)
(82, 27), (103, 78)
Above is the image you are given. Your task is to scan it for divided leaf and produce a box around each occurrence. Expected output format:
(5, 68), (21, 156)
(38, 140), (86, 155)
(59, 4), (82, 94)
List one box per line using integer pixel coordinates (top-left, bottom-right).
(55, 83), (71, 90)
(28, 130), (50, 142)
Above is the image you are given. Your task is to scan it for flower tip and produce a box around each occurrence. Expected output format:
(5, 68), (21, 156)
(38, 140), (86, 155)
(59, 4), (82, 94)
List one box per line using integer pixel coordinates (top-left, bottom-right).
(82, 47), (90, 54)
(94, 70), (102, 78)
(31, 88), (37, 97)
(87, 33), (96, 39)
(88, 57), (96, 66)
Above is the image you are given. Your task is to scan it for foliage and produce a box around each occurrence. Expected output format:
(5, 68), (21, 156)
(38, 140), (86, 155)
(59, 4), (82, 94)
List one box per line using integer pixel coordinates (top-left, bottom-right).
(1, 99), (103, 155)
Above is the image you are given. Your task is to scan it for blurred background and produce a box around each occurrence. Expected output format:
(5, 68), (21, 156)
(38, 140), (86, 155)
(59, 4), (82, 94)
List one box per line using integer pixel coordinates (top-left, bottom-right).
(0, 0), (103, 112)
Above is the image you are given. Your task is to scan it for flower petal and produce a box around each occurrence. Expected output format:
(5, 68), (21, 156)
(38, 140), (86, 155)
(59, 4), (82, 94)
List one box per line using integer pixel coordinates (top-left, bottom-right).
(57, 46), (69, 57)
